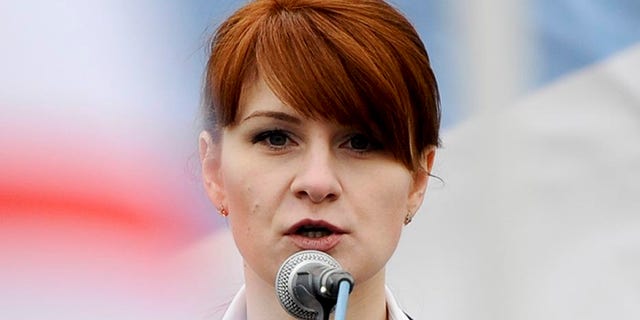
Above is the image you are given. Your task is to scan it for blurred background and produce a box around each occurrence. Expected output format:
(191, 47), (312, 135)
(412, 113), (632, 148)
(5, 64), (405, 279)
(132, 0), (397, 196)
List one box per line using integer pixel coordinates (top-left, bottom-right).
(1, 0), (639, 319)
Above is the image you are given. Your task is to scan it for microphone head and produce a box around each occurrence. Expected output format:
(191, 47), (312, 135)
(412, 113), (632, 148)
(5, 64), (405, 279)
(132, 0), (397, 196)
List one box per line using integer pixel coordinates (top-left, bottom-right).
(275, 250), (341, 319)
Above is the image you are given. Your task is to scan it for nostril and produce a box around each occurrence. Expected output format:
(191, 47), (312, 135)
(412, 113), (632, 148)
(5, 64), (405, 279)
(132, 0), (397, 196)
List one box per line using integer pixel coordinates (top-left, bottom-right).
(295, 189), (337, 202)
(290, 156), (342, 202)
(324, 193), (338, 201)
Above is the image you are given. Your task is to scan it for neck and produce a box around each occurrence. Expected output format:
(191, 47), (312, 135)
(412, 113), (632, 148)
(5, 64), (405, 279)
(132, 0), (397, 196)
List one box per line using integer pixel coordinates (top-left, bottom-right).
(245, 265), (293, 320)
(244, 264), (388, 320)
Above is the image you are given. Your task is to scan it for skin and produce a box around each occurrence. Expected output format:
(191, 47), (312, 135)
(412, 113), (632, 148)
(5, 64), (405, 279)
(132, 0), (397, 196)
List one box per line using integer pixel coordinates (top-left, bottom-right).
(200, 76), (435, 319)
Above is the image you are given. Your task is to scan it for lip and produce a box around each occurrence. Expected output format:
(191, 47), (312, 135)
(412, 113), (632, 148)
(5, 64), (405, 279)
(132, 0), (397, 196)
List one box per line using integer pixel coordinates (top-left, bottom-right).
(285, 219), (346, 235)
(285, 219), (346, 251)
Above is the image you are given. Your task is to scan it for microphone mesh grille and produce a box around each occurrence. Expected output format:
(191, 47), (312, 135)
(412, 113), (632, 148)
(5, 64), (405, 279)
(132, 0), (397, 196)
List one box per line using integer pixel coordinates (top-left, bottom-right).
(275, 250), (341, 319)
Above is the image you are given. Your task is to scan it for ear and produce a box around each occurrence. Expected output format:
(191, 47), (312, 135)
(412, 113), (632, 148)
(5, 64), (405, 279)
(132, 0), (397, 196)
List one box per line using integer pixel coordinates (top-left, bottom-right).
(199, 130), (226, 208)
(407, 147), (436, 216)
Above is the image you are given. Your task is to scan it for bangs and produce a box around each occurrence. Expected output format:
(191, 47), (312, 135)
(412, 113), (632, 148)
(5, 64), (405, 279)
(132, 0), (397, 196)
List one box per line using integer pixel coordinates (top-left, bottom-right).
(255, 5), (412, 166)
(205, 0), (440, 170)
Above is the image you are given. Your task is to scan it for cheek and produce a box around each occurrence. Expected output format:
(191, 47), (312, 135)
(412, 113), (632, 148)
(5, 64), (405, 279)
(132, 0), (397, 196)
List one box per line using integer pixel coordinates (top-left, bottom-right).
(348, 166), (412, 240)
(219, 153), (292, 283)
(223, 167), (264, 264)
(220, 153), (281, 238)
(360, 169), (412, 247)
(219, 146), (262, 205)
(356, 168), (412, 219)
(218, 152), (259, 224)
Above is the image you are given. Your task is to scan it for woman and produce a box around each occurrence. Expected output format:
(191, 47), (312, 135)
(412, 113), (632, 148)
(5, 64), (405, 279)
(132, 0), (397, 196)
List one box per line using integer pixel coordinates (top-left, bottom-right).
(199, 0), (440, 319)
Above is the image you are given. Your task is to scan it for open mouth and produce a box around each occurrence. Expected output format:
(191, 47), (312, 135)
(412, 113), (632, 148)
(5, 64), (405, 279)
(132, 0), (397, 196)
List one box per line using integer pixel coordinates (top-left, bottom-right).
(295, 225), (333, 238)
(286, 219), (344, 238)
(286, 219), (344, 251)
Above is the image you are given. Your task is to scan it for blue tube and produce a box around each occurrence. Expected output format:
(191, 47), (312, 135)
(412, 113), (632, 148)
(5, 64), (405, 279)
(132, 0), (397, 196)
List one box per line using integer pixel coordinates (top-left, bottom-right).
(334, 280), (351, 320)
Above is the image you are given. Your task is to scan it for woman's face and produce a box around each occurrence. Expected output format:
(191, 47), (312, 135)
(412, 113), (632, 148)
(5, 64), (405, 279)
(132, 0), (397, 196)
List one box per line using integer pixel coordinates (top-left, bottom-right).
(200, 77), (433, 287)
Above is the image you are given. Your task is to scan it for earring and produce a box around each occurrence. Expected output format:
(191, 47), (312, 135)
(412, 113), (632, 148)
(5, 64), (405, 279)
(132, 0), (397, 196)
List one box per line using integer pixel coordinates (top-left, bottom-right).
(404, 212), (413, 225)
(219, 206), (229, 217)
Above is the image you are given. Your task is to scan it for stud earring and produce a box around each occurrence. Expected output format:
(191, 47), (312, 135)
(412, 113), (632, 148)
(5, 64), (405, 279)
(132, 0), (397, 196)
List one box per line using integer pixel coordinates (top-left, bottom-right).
(404, 212), (413, 225)
(219, 206), (229, 217)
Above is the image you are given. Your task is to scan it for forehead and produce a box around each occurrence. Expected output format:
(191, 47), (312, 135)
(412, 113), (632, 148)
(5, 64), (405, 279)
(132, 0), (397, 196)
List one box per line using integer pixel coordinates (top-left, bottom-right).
(238, 76), (288, 117)
(238, 74), (349, 126)
(234, 69), (388, 149)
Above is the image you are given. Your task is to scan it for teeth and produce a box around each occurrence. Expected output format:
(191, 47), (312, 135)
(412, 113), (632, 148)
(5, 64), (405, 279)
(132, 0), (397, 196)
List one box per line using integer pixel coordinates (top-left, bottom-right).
(300, 230), (331, 238)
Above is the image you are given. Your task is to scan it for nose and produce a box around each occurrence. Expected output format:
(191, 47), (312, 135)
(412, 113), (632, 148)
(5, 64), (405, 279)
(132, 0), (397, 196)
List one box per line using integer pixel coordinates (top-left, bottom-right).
(290, 146), (342, 203)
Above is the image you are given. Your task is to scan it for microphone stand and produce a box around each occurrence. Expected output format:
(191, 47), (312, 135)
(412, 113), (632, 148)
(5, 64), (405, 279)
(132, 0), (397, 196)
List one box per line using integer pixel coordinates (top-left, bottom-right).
(293, 268), (354, 320)
(275, 250), (354, 320)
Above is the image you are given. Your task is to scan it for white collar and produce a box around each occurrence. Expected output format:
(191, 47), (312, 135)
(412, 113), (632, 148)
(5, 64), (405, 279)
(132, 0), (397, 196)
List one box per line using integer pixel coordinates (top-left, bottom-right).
(222, 285), (411, 320)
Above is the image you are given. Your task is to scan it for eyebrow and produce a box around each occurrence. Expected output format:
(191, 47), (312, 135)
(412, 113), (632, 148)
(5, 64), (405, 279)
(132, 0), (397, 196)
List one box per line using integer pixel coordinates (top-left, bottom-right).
(241, 111), (302, 124)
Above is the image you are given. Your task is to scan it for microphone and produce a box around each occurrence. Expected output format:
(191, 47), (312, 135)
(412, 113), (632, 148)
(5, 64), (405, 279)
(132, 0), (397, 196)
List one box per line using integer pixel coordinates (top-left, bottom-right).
(275, 250), (355, 320)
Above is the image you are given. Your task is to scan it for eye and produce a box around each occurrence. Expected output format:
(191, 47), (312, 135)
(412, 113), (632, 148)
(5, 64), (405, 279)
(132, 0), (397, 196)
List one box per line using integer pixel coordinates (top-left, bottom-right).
(342, 133), (382, 153)
(266, 131), (288, 146)
(349, 134), (371, 150)
(252, 130), (293, 149)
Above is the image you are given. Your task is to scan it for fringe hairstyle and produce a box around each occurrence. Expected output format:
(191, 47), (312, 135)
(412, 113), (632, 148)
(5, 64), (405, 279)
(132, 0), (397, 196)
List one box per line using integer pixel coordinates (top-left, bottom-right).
(203, 0), (440, 171)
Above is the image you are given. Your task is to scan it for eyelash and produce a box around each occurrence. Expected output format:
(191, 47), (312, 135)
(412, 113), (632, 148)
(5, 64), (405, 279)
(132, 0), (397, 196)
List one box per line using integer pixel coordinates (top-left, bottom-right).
(342, 133), (383, 155)
(251, 129), (294, 150)
(250, 130), (383, 155)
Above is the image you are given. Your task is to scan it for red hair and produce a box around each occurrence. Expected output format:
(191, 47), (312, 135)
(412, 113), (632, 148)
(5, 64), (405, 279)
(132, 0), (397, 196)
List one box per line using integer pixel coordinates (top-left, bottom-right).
(203, 0), (440, 171)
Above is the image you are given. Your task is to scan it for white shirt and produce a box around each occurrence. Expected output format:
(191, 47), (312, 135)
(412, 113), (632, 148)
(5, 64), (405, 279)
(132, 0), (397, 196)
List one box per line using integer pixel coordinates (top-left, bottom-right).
(222, 285), (411, 320)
